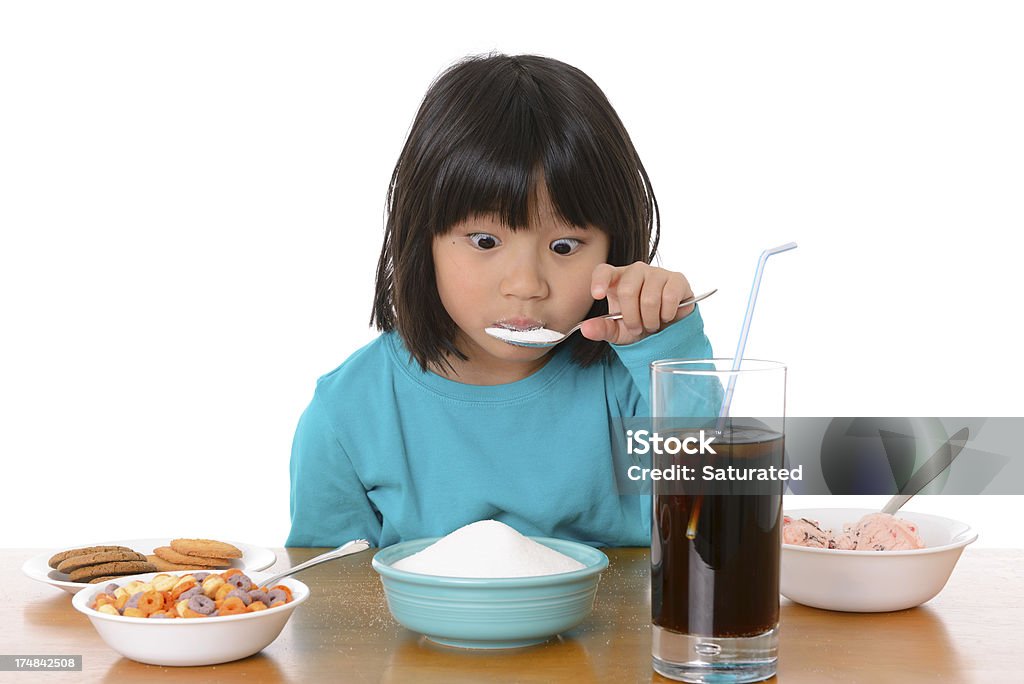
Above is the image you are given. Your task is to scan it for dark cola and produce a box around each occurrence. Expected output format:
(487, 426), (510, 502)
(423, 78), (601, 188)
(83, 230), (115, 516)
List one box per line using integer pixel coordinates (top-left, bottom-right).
(651, 427), (784, 637)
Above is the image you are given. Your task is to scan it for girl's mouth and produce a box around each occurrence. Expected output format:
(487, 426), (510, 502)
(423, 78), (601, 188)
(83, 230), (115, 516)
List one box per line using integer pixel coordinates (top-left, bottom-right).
(494, 317), (544, 332)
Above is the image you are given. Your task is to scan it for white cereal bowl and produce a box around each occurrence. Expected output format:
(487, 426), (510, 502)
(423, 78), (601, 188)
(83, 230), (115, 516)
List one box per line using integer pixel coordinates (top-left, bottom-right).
(71, 571), (308, 666)
(781, 508), (977, 613)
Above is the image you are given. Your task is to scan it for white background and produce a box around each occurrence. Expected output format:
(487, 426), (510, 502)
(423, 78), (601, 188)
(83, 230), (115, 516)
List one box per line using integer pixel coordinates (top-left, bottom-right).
(2, 1), (1021, 548)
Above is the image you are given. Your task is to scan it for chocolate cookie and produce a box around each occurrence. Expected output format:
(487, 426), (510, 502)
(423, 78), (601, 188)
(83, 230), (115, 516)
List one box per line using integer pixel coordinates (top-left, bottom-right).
(147, 554), (209, 572)
(69, 560), (156, 583)
(88, 576), (125, 584)
(170, 539), (242, 560)
(48, 545), (134, 570)
(57, 550), (147, 574)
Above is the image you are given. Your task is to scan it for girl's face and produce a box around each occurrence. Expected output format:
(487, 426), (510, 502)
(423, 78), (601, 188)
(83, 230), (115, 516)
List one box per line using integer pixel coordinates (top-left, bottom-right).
(432, 183), (610, 384)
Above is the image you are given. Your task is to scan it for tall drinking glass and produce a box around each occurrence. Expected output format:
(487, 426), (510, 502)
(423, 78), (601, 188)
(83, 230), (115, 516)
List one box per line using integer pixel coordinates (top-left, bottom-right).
(650, 359), (786, 683)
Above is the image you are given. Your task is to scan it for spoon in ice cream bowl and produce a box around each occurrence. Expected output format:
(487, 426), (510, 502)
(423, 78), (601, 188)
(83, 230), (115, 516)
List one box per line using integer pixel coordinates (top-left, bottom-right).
(254, 539), (370, 587)
(485, 289), (718, 348)
(785, 428), (972, 548)
(880, 427), (970, 515)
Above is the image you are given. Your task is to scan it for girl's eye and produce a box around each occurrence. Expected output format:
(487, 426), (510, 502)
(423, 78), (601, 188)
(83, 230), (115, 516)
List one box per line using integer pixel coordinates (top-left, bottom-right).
(469, 233), (500, 250)
(550, 238), (581, 256)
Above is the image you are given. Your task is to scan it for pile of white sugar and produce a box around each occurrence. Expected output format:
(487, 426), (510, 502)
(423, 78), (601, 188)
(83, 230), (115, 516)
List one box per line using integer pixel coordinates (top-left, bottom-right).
(391, 520), (587, 578)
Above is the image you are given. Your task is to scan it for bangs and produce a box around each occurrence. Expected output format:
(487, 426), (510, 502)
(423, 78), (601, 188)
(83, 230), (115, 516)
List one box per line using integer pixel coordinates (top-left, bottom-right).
(424, 56), (653, 248)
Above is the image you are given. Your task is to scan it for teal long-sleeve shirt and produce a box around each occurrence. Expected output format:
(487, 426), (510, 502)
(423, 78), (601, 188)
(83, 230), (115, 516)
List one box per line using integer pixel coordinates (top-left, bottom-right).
(286, 307), (714, 548)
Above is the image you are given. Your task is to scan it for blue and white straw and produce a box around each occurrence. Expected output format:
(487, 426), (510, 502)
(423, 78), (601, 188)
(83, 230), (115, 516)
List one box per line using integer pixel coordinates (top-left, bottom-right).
(717, 242), (798, 428)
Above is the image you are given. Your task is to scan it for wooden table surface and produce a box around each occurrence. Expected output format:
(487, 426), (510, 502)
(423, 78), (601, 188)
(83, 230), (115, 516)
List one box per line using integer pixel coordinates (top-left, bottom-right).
(4, 547), (1020, 683)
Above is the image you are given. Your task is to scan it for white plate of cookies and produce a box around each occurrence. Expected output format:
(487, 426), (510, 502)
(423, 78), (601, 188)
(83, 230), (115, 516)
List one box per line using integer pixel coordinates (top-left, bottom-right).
(22, 538), (277, 595)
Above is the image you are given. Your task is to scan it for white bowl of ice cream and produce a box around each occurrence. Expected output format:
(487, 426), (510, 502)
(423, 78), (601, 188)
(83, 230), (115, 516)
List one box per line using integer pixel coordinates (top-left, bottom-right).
(781, 508), (977, 612)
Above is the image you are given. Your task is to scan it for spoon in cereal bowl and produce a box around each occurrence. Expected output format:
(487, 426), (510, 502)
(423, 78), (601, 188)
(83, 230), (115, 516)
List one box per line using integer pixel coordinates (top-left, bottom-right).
(486, 289), (717, 348)
(255, 539), (370, 587)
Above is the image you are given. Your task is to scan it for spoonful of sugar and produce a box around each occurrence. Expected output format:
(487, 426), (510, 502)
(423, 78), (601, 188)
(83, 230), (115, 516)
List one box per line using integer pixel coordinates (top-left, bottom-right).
(485, 289), (717, 348)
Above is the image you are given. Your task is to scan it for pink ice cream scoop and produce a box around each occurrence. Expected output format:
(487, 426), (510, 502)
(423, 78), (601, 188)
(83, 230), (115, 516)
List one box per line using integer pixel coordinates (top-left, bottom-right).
(782, 516), (832, 548)
(838, 513), (925, 551)
(783, 512), (925, 551)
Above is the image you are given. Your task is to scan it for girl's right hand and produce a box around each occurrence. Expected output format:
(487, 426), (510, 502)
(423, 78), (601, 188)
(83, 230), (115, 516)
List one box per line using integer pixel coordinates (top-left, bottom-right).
(581, 262), (695, 345)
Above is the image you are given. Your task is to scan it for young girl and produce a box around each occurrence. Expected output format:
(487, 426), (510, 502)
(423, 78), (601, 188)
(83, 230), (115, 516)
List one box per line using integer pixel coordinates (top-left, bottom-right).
(286, 54), (714, 548)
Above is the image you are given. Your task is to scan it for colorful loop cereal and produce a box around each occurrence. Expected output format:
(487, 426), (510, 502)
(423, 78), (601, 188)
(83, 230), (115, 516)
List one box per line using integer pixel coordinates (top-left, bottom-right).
(94, 594), (117, 609)
(178, 585), (202, 601)
(151, 574), (177, 593)
(214, 582), (235, 602)
(218, 596), (247, 616)
(187, 594), (215, 615)
(201, 574), (226, 598)
(89, 569), (293, 619)
(171, 575), (196, 592)
(137, 591), (165, 615)
(227, 573), (252, 591)
(270, 585), (293, 602)
(169, 580), (197, 601)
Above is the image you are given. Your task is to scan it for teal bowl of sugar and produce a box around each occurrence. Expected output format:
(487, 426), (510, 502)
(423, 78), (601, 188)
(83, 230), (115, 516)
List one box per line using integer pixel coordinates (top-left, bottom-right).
(372, 537), (609, 649)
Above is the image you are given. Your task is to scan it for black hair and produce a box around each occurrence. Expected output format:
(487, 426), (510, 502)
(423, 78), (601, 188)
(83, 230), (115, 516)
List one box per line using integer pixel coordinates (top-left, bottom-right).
(372, 53), (660, 372)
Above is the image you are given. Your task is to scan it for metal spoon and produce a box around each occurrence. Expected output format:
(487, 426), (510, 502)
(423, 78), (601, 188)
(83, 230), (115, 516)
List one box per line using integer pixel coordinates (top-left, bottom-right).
(881, 427), (969, 515)
(256, 539), (370, 587)
(485, 289), (718, 348)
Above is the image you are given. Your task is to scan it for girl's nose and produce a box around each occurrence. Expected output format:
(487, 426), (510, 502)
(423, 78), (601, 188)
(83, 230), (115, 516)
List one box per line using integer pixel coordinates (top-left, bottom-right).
(499, 253), (549, 300)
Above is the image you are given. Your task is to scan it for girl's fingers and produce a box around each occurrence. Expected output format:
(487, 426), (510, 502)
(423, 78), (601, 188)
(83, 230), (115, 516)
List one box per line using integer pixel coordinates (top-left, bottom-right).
(588, 262), (695, 343)
(661, 274), (694, 323)
(580, 317), (621, 343)
(639, 271), (671, 332)
(590, 263), (620, 300)
(610, 266), (646, 335)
